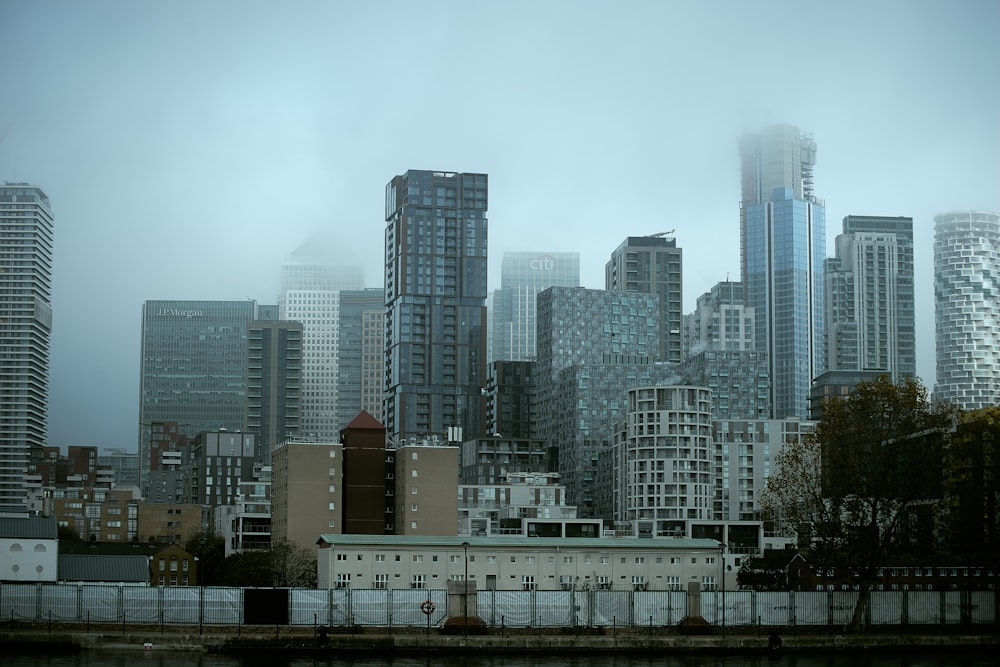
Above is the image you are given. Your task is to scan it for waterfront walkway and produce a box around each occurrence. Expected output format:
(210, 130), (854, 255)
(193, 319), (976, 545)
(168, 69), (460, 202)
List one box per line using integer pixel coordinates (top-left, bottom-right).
(2, 624), (998, 655)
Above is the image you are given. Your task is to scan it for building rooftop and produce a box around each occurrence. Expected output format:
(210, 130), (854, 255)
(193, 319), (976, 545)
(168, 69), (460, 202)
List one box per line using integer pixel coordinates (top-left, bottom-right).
(317, 534), (721, 550)
(0, 515), (57, 540)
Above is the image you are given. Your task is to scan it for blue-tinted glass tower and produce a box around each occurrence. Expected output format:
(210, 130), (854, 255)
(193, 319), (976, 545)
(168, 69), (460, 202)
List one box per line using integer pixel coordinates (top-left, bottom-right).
(384, 170), (488, 442)
(491, 251), (580, 362)
(740, 125), (825, 419)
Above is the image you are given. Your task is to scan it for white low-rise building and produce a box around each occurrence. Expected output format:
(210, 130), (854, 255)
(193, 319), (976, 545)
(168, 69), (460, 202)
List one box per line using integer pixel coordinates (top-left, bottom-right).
(0, 515), (58, 583)
(317, 534), (723, 592)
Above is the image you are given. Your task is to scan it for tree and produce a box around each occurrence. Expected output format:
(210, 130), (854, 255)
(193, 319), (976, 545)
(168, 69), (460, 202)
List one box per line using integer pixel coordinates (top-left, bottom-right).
(217, 539), (317, 588)
(944, 406), (1000, 567)
(184, 531), (226, 586)
(763, 375), (955, 630)
(269, 539), (317, 588)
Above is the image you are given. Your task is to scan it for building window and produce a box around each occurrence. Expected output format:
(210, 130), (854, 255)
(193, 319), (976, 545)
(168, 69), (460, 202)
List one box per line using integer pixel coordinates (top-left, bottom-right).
(522, 575), (535, 591)
(411, 574), (426, 589)
(413, 555), (423, 563)
(374, 573), (388, 589)
(337, 553), (347, 561)
(375, 554), (386, 562)
(336, 573), (351, 589)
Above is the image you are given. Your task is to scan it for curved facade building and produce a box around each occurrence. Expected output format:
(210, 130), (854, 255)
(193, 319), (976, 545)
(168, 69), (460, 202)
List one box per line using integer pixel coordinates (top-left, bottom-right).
(613, 386), (713, 536)
(934, 210), (1000, 410)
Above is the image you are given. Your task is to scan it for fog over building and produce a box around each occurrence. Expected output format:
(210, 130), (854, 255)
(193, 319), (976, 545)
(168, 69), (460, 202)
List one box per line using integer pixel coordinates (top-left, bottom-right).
(739, 125), (826, 419)
(279, 239), (365, 439)
(490, 251), (579, 362)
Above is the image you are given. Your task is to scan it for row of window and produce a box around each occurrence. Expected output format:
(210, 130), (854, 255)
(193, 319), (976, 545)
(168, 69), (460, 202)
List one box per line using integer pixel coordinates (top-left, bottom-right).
(334, 552), (714, 566)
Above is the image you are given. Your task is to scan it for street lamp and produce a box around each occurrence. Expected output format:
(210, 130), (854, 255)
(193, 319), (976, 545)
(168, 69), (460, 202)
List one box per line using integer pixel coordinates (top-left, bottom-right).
(461, 541), (470, 637)
(719, 542), (727, 635)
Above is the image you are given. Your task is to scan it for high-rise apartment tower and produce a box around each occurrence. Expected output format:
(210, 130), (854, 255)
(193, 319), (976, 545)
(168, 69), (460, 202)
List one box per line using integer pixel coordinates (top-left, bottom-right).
(0, 183), (53, 509)
(824, 215), (915, 380)
(384, 170), (488, 442)
(606, 235), (683, 364)
(934, 210), (1000, 409)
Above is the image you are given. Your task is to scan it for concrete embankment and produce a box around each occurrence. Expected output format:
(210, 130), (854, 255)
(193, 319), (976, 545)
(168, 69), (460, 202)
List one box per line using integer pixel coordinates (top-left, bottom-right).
(2, 627), (998, 656)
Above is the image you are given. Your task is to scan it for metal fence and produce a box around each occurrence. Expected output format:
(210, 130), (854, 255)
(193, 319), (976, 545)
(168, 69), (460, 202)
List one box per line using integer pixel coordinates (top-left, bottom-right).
(1, 584), (995, 629)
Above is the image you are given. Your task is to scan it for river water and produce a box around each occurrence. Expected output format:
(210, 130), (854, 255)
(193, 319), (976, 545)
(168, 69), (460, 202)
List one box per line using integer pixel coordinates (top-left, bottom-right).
(1, 649), (996, 667)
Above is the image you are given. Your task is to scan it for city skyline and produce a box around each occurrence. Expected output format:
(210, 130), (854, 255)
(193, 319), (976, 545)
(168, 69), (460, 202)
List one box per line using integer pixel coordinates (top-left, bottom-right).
(0, 2), (997, 450)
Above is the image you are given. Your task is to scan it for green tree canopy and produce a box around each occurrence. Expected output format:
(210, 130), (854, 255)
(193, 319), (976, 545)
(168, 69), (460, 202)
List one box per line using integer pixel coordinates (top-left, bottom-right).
(764, 375), (955, 629)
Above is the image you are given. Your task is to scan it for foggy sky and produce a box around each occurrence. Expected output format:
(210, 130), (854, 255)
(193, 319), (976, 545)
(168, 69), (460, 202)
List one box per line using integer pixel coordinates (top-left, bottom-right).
(1, 1), (998, 451)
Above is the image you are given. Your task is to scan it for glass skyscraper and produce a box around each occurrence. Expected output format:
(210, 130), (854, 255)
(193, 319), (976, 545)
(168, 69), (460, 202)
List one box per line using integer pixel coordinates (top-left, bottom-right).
(279, 239), (365, 439)
(0, 183), (53, 509)
(934, 210), (1000, 410)
(138, 300), (259, 496)
(740, 125), (826, 419)
(384, 170), (488, 442)
(491, 251), (579, 362)
(824, 215), (915, 379)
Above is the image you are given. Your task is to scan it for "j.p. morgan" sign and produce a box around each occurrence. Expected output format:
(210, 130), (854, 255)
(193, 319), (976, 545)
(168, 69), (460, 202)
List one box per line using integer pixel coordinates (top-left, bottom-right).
(157, 308), (203, 318)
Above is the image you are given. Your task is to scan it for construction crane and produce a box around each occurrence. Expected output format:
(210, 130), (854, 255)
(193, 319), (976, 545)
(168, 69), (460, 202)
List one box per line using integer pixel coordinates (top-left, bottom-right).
(646, 229), (676, 238)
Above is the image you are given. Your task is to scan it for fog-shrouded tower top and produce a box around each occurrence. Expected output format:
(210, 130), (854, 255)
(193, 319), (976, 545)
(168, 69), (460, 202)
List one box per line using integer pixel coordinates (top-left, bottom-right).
(491, 251), (580, 362)
(934, 210), (1000, 410)
(739, 125), (826, 419)
(384, 170), (488, 443)
(0, 183), (53, 510)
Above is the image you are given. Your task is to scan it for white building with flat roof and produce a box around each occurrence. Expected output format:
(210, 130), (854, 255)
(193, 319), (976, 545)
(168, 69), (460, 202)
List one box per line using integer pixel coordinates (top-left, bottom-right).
(316, 534), (723, 592)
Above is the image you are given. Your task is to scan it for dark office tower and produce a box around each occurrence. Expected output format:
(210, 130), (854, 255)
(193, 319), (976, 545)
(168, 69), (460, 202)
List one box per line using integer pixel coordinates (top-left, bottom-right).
(739, 125), (826, 418)
(138, 300), (258, 497)
(384, 170), (488, 442)
(246, 318), (303, 462)
(824, 216), (915, 379)
(606, 235), (683, 364)
(491, 252), (580, 362)
(336, 289), (386, 430)
(0, 183), (53, 510)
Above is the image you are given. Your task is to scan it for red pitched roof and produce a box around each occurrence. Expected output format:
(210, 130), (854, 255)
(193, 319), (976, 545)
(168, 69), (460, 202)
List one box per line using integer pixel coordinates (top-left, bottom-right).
(343, 410), (385, 431)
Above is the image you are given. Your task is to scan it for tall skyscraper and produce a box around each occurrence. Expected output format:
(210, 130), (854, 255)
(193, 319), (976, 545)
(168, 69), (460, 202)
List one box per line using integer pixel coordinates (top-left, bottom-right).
(606, 235), (683, 364)
(383, 170), (488, 442)
(739, 125), (826, 418)
(934, 210), (1000, 409)
(138, 300), (259, 496)
(490, 252), (580, 362)
(824, 215), (915, 379)
(279, 239), (365, 439)
(0, 183), (53, 509)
